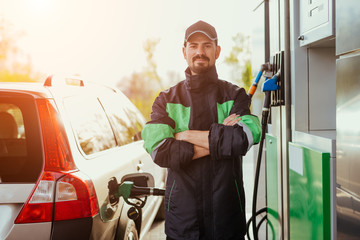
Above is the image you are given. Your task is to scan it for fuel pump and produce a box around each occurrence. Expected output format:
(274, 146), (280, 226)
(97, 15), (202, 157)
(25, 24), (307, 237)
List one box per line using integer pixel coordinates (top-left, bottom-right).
(246, 66), (281, 240)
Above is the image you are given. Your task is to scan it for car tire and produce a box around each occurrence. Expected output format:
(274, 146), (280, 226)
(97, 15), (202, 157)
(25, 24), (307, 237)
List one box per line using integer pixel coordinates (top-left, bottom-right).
(155, 197), (166, 220)
(123, 220), (138, 240)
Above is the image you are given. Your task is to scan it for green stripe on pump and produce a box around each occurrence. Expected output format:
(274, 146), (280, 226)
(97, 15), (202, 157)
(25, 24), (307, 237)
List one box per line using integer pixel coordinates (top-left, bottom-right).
(288, 142), (331, 240)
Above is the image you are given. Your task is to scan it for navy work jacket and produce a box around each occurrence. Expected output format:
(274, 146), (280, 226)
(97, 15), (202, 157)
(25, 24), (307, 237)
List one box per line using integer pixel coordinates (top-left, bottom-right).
(142, 66), (261, 240)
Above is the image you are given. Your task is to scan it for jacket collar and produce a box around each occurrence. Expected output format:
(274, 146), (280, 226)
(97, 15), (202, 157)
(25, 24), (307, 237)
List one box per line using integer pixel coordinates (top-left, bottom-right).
(185, 66), (218, 91)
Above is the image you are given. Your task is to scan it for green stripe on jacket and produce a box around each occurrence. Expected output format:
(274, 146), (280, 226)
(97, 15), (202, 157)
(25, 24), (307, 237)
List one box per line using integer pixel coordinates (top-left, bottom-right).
(141, 103), (190, 154)
(217, 101), (261, 144)
(239, 115), (261, 144)
(217, 101), (234, 124)
(142, 102), (261, 154)
(166, 103), (191, 133)
(141, 123), (174, 154)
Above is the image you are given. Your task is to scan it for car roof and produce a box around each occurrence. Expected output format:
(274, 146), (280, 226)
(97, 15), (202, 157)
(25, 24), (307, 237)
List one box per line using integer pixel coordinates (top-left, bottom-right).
(0, 82), (52, 98)
(0, 79), (119, 99)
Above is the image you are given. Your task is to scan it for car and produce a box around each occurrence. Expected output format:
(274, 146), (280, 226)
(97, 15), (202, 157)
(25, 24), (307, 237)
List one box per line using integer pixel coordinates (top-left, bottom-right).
(0, 76), (166, 240)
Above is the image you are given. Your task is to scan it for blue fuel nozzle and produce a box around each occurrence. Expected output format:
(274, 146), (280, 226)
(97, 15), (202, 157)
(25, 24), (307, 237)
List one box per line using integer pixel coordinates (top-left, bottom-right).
(261, 70), (281, 111)
(262, 70), (280, 92)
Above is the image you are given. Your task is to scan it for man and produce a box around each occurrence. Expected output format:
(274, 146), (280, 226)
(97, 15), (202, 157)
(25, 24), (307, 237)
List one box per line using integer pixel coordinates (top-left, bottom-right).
(141, 20), (261, 240)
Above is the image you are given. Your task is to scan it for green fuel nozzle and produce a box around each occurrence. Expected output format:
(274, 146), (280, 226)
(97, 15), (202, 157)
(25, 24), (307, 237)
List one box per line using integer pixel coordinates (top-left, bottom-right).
(109, 178), (165, 207)
(116, 181), (134, 203)
(100, 176), (165, 222)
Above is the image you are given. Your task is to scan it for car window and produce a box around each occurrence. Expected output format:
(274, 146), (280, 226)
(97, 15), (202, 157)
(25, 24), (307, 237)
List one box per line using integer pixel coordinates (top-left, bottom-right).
(123, 100), (146, 141)
(99, 92), (145, 145)
(0, 96), (43, 183)
(63, 95), (117, 156)
(0, 104), (26, 156)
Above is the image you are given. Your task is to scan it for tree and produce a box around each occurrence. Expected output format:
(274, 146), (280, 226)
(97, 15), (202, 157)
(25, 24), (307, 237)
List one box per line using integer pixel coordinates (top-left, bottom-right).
(224, 33), (252, 92)
(117, 39), (163, 120)
(143, 38), (163, 89)
(118, 38), (183, 120)
(118, 71), (157, 121)
(0, 17), (39, 82)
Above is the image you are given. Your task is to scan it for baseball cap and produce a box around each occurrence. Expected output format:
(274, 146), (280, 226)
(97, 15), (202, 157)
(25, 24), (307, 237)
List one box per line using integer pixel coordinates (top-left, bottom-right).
(184, 20), (218, 45)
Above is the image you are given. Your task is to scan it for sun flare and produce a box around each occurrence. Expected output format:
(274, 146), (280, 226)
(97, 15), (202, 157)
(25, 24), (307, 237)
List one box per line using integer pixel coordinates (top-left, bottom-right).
(27, 0), (52, 12)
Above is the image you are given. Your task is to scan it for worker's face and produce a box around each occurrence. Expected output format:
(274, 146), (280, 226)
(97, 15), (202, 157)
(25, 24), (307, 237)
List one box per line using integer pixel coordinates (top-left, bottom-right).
(183, 33), (221, 75)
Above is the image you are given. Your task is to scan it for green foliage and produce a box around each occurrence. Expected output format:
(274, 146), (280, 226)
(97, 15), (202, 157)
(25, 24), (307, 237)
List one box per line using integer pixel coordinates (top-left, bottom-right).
(224, 33), (252, 92)
(241, 60), (252, 92)
(118, 71), (160, 121)
(143, 39), (162, 88)
(0, 70), (38, 82)
(0, 17), (39, 82)
(118, 39), (167, 121)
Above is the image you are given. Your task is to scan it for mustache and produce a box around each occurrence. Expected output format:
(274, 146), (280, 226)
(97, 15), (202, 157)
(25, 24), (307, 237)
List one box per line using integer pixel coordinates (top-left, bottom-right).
(192, 54), (210, 62)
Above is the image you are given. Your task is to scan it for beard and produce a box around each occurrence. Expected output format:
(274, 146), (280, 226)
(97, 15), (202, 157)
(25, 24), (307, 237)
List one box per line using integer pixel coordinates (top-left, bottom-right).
(190, 55), (211, 74)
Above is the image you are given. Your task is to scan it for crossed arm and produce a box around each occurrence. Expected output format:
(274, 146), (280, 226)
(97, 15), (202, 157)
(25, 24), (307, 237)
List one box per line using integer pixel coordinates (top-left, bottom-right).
(174, 114), (241, 159)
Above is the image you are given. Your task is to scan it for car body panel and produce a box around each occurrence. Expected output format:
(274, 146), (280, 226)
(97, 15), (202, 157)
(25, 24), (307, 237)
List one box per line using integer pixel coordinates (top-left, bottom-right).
(5, 222), (52, 240)
(0, 80), (166, 239)
(0, 184), (34, 203)
(0, 184), (35, 239)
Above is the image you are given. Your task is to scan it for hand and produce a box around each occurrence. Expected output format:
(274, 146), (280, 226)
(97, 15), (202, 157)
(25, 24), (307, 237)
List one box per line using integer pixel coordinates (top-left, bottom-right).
(174, 131), (188, 141)
(193, 145), (209, 159)
(222, 114), (241, 126)
(174, 130), (209, 149)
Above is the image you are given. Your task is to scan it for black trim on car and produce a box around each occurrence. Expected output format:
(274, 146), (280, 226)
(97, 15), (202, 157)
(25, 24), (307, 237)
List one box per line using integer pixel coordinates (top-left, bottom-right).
(51, 217), (93, 240)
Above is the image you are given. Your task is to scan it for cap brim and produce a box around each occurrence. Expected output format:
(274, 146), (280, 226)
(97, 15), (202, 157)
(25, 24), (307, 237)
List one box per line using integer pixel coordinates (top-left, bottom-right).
(185, 30), (218, 42)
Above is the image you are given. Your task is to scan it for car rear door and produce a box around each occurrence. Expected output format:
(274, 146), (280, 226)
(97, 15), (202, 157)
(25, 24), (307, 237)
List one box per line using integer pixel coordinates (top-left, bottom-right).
(60, 92), (141, 239)
(0, 92), (50, 239)
(99, 90), (165, 187)
(98, 91), (166, 236)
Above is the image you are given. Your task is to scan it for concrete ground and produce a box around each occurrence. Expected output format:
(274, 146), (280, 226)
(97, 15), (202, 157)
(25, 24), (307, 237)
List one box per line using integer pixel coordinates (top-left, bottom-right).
(142, 219), (166, 240)
(142, 147), (265, 240)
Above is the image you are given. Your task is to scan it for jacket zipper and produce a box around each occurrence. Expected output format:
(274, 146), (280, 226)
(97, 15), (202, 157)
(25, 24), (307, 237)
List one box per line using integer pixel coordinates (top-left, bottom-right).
(167, 179), (176, 211)
(211, 158), (214, 239)
(234, 179), (244, 212)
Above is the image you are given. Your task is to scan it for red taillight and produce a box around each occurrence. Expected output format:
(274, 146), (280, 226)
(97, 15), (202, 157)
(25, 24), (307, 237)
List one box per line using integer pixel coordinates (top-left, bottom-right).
(15, 171), (63, 223)
(36, 99), (76, 171)
(15, 99), (99, 224)
(54, 171), (99, 221)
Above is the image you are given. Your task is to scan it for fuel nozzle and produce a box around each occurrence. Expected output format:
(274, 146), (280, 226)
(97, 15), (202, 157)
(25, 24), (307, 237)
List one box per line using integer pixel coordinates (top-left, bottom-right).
(260, 69), (281, 125)
(262, 69), (281, 93)
(115, 181), (165, 207)
(100, 175), (165, 222)
(248, 63), (273, 98)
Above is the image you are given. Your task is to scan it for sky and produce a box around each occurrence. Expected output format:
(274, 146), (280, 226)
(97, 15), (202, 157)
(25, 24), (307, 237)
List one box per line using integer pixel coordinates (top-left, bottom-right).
(0, 0), (265, 87)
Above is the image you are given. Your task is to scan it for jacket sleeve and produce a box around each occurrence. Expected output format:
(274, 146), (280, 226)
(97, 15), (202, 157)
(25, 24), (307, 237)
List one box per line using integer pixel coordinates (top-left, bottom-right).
(209, 87), (261, 160)
(141, 93), (194, 170)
